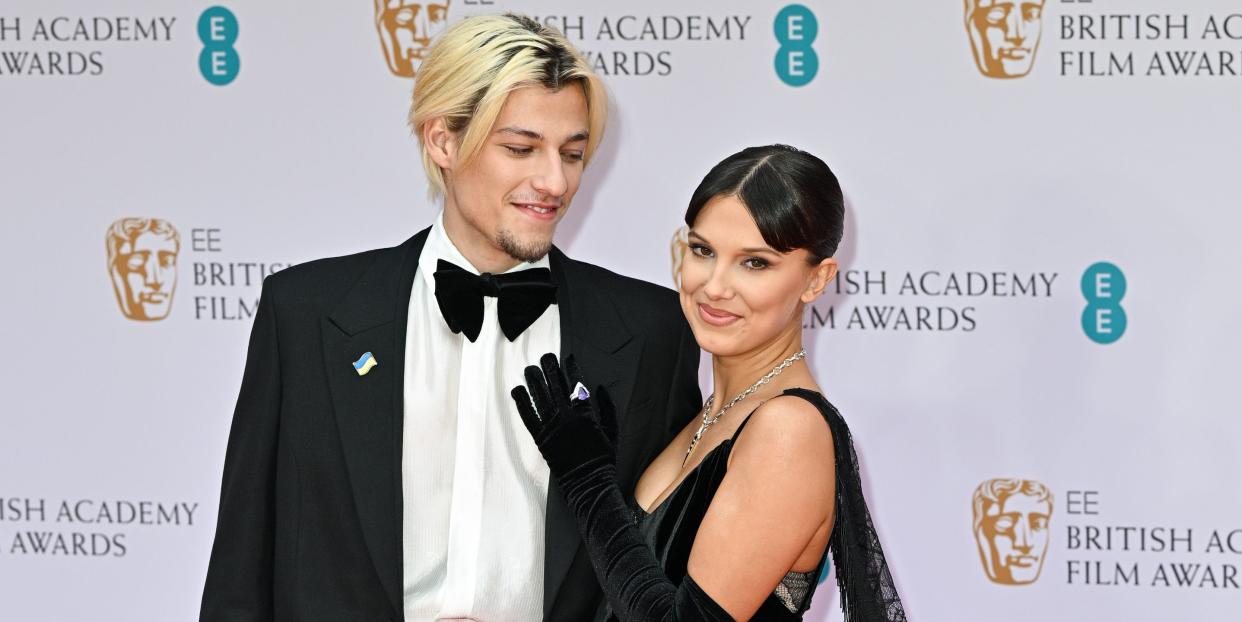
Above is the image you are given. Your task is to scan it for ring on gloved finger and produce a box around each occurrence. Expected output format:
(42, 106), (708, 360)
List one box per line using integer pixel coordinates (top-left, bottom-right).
(569, 382), (591, 403)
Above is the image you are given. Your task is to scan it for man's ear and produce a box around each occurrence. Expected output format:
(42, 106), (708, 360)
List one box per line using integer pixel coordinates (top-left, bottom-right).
(801, 257), (839, 303)
(422, 117), (457, 171)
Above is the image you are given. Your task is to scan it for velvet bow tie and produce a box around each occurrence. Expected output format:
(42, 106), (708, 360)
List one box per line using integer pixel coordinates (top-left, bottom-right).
(432, 259), (557, 342)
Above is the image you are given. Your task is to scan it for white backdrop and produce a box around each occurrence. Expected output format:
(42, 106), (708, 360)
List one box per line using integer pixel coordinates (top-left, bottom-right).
(2, 1), (1240, 620)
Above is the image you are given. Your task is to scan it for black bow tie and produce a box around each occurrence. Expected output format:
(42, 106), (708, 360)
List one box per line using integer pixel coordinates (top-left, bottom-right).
(432, 259), (557, 342)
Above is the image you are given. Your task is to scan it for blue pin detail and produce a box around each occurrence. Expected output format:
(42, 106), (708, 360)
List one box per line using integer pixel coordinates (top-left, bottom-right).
(352, 351), (378, 376)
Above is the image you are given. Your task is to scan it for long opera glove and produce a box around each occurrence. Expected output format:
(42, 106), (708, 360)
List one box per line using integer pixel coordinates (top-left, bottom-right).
(512, 353), (732, 621)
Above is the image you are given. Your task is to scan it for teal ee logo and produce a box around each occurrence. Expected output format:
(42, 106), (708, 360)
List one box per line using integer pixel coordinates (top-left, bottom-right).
(198, 6), (239, 86)
(774, 4), (818, 86)
(1081, 262), (1127, 344)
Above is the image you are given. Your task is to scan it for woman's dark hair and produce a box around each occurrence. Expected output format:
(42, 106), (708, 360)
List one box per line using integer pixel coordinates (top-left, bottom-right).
(684, 144), (844, 263)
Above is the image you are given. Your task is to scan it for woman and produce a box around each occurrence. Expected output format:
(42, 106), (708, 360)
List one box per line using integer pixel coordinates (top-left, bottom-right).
(512, 145), (906, 621)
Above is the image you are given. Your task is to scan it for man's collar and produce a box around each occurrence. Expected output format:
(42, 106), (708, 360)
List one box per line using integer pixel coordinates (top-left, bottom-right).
(418, 210), (552, 289)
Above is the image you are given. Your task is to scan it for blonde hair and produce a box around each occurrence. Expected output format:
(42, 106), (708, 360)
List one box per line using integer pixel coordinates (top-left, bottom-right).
(409, 14), (608, 198)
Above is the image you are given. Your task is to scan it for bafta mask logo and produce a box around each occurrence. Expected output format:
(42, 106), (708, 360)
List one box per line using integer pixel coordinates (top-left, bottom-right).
(375, 0), (451, 77)
(106, 218), (180, 321)
(964, 0), (1046, 79)
(972, 478), (1053, 585)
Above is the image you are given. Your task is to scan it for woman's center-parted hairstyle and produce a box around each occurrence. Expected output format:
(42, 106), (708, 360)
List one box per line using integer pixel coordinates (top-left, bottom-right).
(409, 14), (608, 199)
(684, 144), (844, 264)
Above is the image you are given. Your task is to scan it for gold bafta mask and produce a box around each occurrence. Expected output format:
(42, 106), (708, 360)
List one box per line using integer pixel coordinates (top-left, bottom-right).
(375, 0), (451, 77)
(670, 225), (689, 289)
(964, 0), (1046, 79)
(972, 478), (1053, 585)
(106, 218), (180, 321)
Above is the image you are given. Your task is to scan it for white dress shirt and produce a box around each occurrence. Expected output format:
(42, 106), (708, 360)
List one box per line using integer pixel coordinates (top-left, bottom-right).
(402, 213), (557, 621)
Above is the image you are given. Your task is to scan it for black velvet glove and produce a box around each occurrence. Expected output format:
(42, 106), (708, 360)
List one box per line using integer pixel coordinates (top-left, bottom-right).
(512, 353), (619, 476)
(512, 354), (733, 622)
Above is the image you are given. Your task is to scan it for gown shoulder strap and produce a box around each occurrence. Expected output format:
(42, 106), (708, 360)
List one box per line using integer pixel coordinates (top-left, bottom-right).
(728, 388), (835, 444)
(780, 387), (841, 425)
(727, 402), (764, 443)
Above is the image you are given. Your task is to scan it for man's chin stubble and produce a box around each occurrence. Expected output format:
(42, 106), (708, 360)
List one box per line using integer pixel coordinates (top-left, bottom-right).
(497, 229), (553, 264)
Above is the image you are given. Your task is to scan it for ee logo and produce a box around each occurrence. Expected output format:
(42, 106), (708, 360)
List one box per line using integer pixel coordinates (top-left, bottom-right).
(1081, 262), (1127, 344)
(774, 4), (818, 86)
(199, 6), (239, 86)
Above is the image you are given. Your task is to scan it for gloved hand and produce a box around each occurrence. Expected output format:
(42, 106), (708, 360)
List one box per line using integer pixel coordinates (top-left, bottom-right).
(510, 353), (619, 477)
(512, 353), (733, 622)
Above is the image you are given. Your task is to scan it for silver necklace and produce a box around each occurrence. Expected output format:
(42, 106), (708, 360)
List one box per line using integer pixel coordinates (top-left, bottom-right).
(684, 349), (807, 465)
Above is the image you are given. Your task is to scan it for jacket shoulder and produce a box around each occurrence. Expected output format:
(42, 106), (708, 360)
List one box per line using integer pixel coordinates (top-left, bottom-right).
(261, 245), (396, 311)
(567, 259), (684, 335)
(574, 258), (676, 299)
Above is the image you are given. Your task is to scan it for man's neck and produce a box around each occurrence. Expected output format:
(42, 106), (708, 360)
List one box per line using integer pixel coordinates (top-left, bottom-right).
(440, 205), (524, 274)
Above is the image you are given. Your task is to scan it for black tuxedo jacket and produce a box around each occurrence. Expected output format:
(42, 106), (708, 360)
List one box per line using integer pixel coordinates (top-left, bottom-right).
(200, 228), (701, 621)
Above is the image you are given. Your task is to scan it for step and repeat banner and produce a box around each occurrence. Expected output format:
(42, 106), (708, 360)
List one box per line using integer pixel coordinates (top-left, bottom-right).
(2, 1), (1240, 620)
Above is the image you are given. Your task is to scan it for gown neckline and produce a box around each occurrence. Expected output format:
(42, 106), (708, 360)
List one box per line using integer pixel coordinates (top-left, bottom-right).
(635, 387), (813, 516)
(636, 440), (731, 516)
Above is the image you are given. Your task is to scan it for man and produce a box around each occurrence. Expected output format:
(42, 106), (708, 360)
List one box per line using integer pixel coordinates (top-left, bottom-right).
(200, 14), (700, 622)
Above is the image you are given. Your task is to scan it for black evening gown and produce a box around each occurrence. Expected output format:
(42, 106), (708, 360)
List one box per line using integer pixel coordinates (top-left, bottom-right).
(608, 388), (906, 621)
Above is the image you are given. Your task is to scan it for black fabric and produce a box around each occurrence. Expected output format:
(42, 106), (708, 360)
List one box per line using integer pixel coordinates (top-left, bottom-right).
(783, 390), (907, 622)
(432, 258), (557, 342)
(515, 355), (620, 475)
(200, 228), (702, 622)
(513, 354), (733, 622)
(636, 389), (907, 621)
(513, 361), (907, 622)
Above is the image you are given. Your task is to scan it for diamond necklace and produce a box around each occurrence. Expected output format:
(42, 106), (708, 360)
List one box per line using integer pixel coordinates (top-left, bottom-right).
(684, 348), (807, 465)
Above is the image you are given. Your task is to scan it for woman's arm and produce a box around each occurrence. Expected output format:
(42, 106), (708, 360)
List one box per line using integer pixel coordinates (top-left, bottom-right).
(686, 396), (835, 617)
(512, 355), (834, 621)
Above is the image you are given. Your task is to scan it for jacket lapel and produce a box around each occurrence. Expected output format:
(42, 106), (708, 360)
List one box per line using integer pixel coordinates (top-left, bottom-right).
(544, 248), (642, 615)
(320, 236), (633, 617)
(321, 229), (426, 620)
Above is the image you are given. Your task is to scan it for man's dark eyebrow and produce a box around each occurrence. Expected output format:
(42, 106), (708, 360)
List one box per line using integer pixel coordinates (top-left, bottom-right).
(495, 126), (590, 145)
(496, 126), (543, 140)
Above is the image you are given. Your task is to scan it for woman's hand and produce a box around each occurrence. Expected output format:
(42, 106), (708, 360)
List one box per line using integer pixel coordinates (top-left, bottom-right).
(510, 353), (619, 476)
(511, 353), (735, 621)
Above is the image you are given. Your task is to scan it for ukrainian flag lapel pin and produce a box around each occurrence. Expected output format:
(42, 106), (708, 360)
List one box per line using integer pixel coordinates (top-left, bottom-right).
(352, 351), (378, 376)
